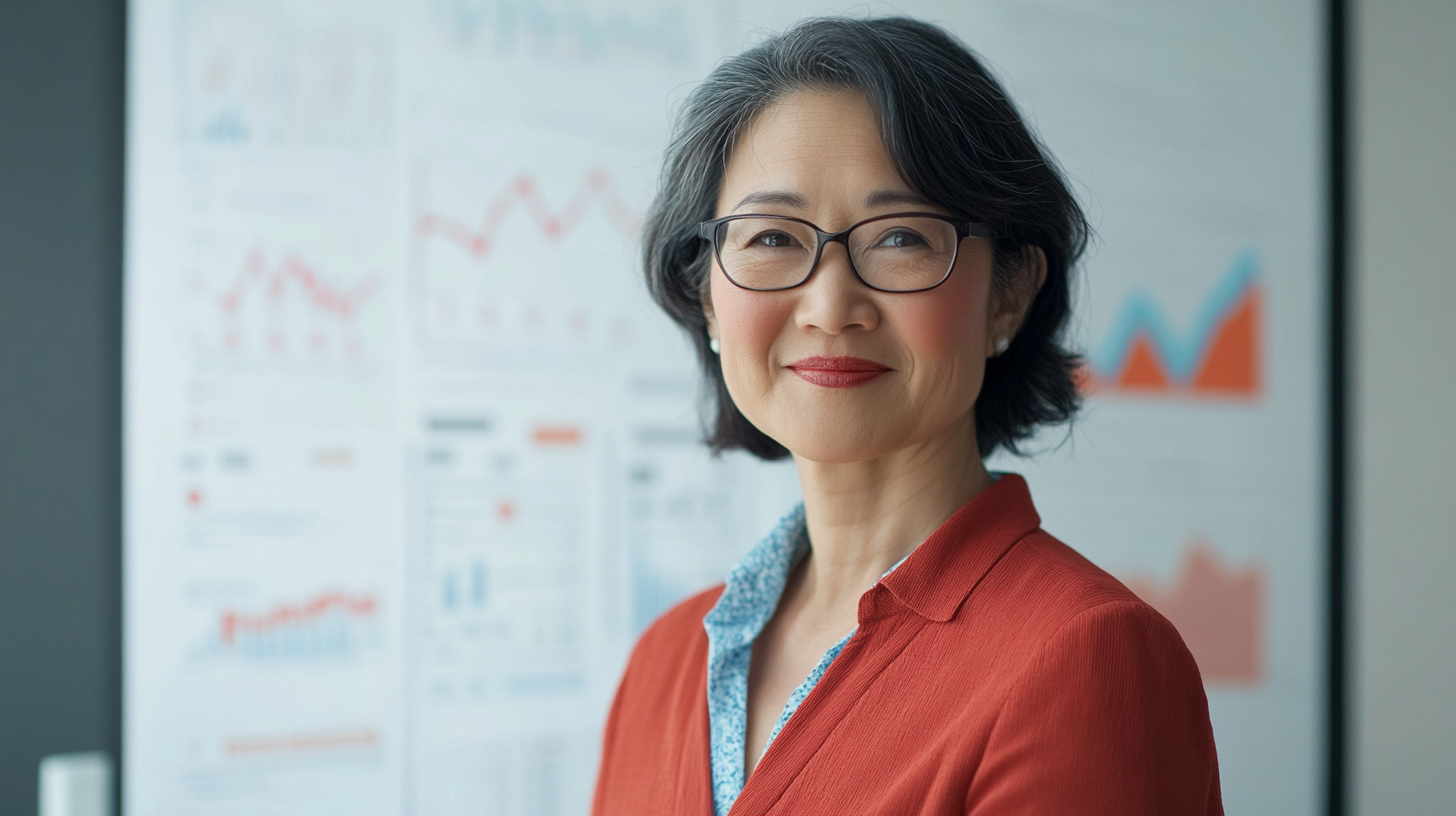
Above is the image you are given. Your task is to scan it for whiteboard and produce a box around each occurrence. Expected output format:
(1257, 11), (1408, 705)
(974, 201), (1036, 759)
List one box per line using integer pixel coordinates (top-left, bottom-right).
(124, 1), (1327, 813)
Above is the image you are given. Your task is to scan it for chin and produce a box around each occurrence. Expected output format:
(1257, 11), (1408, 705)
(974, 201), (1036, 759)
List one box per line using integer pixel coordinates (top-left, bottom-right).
(763, 416), (903, 464)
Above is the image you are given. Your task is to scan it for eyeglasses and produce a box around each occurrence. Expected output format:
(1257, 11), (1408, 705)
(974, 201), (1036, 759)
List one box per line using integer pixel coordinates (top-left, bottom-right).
(698, 212), (992, 293)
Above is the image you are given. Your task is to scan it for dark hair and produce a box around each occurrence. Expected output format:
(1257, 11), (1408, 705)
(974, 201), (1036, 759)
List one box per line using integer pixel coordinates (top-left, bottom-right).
(643, 16), (1088, 459)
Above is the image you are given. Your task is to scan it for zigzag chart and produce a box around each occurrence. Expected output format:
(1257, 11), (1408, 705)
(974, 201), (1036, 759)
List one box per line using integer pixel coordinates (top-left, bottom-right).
(1084, 252), (1262, 398)
(408, 166), (644, 349)
(220, 249), (379, 320)
(192, 249), (381, 363)
(414, 169), (639, 261)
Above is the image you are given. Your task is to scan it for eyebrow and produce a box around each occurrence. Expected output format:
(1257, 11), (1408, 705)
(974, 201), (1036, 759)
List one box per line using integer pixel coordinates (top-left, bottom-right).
(732, 190), (808, 211)
(730, 188), (938, 213)
(864, 189), (936, 209)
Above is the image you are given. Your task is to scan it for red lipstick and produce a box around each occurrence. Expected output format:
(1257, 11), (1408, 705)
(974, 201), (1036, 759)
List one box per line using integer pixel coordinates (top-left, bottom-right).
(787, 356), (891, 388)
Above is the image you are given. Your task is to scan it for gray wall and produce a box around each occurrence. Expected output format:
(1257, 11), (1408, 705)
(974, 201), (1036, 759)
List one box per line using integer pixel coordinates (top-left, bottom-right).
(0, 0), (125, 811)
(1351, 1), (1456, 812)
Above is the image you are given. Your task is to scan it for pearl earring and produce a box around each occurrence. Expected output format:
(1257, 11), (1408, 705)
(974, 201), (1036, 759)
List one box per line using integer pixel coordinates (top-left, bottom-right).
(993, 336), (1010, 355)
(709, 337), (721, 354)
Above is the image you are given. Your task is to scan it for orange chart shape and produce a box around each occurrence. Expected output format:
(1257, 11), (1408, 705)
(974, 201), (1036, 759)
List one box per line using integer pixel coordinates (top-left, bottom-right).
(1085, 252), (1262, 398)
(1124, 543), (1265, 685)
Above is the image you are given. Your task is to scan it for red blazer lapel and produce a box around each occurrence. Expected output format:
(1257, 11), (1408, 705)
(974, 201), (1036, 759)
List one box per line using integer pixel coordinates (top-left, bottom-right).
(726, 476), (1041, 814)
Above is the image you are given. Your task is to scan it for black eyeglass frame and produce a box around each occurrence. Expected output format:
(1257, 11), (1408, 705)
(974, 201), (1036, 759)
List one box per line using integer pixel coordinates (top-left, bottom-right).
(697, 211), (994, 293)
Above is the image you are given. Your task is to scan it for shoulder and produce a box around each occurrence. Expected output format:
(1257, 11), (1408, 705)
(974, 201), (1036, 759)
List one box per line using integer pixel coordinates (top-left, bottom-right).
(1023, 596), (1203, 693)
(956, 528), (1207, 701)
(996, 536), (1216, 779)
(602, 585), (723, 751)
(997, 528), (1142, 609)
(601, 585), (722, 742)
(596, 586), (724, 813)
(637, 584), (722, 649)
(963, 536), (1222, 812)
(620, 584), (722, 686)
(978, 529), (1182, 649)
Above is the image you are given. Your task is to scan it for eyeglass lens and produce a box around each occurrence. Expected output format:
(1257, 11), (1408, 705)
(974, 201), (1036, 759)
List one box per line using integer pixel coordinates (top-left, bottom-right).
(714, 216), (959, 292)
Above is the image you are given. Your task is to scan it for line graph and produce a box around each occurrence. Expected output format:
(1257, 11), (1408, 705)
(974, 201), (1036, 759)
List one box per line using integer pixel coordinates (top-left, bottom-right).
(223, 727), (380, 759)
(1124, 543), (1265, 684)
(189, 248), (382, 366)
(414, 169), (639, 260)
(222, 249), (379, 320)
(200, 590), (381, 662)
(408, 159), (645, 357)
(1084, 252), (1262, 398)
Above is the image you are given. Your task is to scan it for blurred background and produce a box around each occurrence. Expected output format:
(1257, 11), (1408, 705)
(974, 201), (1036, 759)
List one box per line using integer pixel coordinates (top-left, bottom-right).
(1, 0), (1451, 814)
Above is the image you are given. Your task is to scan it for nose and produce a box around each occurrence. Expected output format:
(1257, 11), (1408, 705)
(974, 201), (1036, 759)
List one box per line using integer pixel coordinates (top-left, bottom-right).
(793, 242), (881, 335)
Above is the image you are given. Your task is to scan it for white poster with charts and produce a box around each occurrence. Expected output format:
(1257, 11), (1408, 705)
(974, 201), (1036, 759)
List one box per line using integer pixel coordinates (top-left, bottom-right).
(126, 1), (1327, 813)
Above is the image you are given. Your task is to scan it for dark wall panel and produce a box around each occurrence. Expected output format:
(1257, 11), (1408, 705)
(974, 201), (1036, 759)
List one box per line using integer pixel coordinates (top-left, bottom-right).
(0, 0), (124, 811)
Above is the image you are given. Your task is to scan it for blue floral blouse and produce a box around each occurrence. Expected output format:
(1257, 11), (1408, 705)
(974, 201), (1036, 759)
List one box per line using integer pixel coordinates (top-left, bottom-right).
(701, 504), (908, 816)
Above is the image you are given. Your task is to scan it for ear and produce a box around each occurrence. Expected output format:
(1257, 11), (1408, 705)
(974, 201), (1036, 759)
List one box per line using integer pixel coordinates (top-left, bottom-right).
(986, 246), (1047, 356)
(701, 286), (719, 345)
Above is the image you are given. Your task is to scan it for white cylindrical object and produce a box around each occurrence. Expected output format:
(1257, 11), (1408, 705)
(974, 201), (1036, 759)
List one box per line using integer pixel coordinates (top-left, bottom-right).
(38, 752), (113, 816)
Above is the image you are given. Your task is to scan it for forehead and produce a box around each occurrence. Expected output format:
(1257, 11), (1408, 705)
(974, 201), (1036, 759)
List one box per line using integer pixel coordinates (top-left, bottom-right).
(719, 89), (905, 207)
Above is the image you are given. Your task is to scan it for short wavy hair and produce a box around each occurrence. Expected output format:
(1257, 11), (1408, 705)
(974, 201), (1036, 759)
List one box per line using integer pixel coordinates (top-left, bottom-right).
(643, 16), (1088, 459)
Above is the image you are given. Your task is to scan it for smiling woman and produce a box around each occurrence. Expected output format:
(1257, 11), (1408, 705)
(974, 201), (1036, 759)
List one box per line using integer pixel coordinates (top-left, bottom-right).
(594, 17), (1223, 816)
(702, 89), (1019, 468)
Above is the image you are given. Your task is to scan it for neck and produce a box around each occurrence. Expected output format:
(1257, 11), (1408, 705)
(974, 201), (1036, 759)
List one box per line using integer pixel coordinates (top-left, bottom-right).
(791, 416), (993, 611)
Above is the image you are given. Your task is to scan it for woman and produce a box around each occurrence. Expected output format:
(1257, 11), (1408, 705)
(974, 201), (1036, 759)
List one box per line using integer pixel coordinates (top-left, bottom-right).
(594, 16), (1222, 816)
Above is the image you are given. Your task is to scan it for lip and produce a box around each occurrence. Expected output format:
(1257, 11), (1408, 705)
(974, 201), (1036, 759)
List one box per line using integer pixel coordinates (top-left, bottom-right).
(786, 356), (892, 388)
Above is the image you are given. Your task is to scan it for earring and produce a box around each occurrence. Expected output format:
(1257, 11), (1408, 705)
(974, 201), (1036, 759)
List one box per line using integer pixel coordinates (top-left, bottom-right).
(993, 336), (1010, 355)
(709, 337), (721, 354)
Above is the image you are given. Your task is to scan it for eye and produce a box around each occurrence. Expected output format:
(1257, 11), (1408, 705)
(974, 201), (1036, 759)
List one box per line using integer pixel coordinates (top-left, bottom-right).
(751, 230), (801, 249)
(874, 229), (929, 249)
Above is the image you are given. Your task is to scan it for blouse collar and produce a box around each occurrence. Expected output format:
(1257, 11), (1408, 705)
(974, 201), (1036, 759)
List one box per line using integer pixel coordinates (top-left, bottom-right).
(865, 473), (1042, 624)
(704, 472), (1043, 634)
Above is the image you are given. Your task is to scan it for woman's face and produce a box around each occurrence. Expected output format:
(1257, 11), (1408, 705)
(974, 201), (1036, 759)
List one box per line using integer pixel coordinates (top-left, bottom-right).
(704, 89), (1026, 464)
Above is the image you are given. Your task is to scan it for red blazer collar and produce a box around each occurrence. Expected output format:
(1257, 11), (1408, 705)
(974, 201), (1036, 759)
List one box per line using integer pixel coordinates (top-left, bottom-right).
(861, 473), (1042, 624)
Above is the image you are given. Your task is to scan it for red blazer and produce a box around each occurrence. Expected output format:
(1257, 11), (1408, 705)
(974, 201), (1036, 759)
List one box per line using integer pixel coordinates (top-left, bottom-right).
(593, 475), (1223, 815)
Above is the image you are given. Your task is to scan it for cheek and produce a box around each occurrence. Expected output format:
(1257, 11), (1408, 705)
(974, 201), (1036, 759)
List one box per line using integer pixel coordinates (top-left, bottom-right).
(709, 270), (789, 359)
(888, 270), (993, 426)
(894, 277), (989, 362)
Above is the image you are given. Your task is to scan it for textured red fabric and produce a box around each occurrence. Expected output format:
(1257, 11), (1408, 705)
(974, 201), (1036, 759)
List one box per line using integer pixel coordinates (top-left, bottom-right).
(593, 475), (1223, 816)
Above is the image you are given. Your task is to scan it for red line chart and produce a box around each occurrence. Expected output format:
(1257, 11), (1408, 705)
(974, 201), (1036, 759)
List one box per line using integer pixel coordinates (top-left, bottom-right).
(220, 249), (379, 320)
(219, 591), (378, 645)
(414, 169), (640, 260)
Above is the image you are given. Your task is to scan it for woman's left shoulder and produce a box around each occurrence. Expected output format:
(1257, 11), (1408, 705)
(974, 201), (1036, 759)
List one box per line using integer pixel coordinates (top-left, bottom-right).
(985, 528), (1143, 608)
(977, 529), (1200, 676)
(965, 534), (1223, 814)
